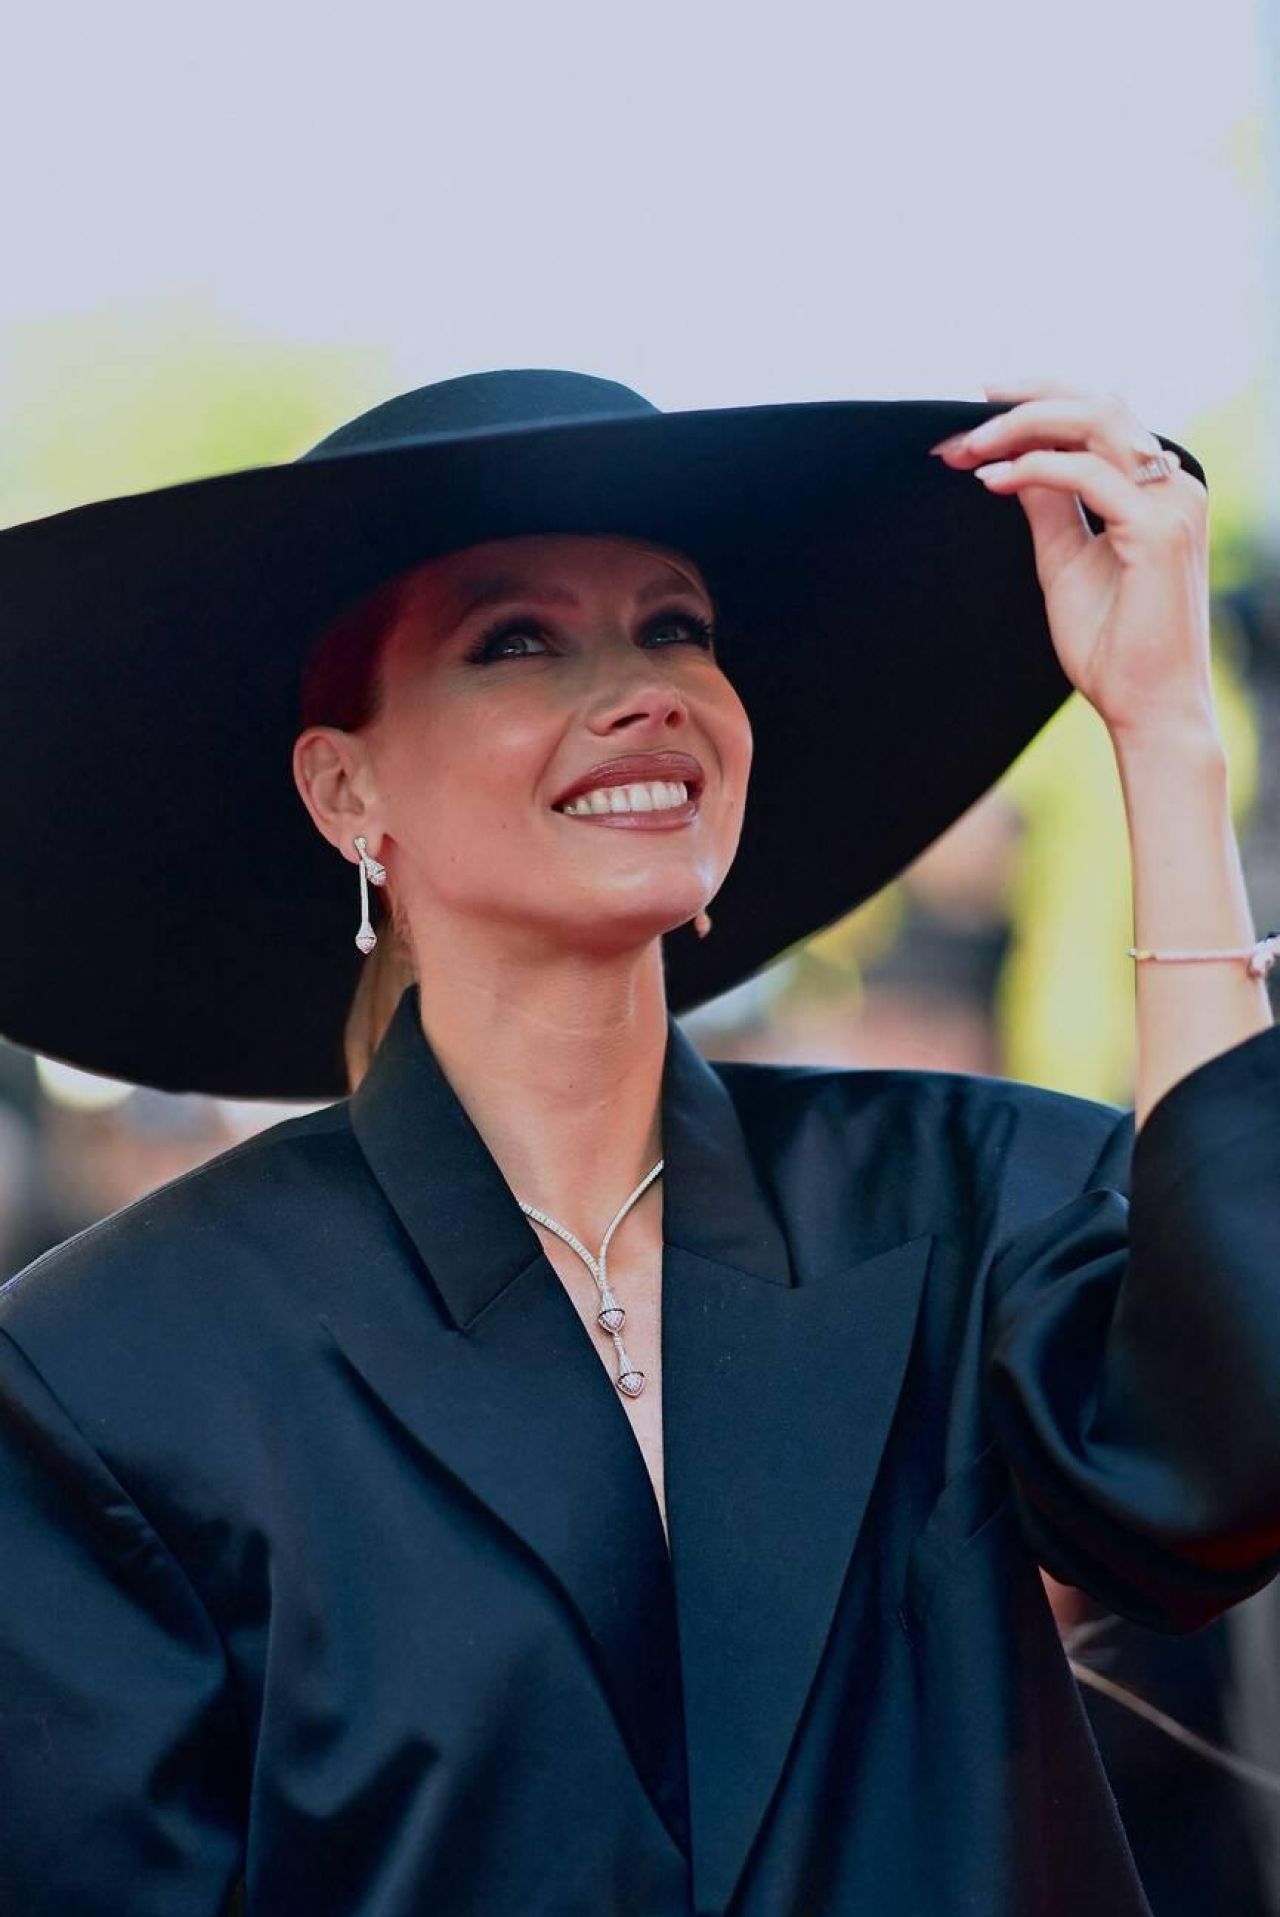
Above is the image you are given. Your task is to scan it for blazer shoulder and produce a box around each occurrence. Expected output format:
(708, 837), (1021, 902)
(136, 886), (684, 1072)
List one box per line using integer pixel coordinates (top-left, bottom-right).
(0, 1097), (360, 1367)
(709, 1052), (1131, 1197)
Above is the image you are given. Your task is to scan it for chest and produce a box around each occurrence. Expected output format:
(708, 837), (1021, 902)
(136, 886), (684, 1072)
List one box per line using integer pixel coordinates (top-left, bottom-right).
(536, 1220), (668, 1549)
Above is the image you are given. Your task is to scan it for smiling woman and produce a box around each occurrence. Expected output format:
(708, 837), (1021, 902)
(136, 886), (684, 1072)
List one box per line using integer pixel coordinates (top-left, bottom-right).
(294, 531), (751, 1093)
(2, 366), (1279, 1917)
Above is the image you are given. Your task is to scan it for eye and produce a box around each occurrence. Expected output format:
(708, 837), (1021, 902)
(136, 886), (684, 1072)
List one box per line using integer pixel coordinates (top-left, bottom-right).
(641, 608), (717, 650)
(465, 616), (553, 664)
(464, 604), (717, 666)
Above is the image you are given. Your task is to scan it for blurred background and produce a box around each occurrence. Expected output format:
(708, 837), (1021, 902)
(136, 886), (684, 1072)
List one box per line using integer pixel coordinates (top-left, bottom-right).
(2, 1), (1280, 1905)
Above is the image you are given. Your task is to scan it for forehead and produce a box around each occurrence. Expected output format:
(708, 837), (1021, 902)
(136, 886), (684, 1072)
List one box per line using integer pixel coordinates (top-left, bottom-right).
(413, 532), (710, 609)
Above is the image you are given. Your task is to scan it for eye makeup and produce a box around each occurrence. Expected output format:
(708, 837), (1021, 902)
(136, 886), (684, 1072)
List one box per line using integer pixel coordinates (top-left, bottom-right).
(463, 605), (717, 665)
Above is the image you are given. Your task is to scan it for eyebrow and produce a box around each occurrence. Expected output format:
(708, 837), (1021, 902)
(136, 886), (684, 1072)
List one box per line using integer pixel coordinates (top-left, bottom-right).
(448, 569), (707, 631)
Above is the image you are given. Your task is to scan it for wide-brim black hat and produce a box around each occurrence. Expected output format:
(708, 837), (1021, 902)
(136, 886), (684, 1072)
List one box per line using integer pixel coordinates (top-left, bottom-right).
(0, 368), (1202, 1101)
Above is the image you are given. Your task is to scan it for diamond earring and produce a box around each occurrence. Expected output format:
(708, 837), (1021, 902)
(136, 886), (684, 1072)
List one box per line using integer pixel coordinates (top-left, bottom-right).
(353, 834), (387, 954)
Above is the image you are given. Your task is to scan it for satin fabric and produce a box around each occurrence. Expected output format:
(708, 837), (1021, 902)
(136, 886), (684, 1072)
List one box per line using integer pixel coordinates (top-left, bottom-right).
(2, 983), (1279, 1916)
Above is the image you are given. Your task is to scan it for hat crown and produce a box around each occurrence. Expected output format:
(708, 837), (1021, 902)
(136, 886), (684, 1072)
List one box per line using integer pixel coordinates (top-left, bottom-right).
(299, 367), (660, 461)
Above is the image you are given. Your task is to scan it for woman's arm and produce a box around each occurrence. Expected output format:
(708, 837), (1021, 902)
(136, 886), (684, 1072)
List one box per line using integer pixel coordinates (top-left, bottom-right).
(938, 378), (1280, 1628)
(0, 1325), (247, 1915)
(933, 375), (1274, 1128)
(1114, 719), (1274, 1132)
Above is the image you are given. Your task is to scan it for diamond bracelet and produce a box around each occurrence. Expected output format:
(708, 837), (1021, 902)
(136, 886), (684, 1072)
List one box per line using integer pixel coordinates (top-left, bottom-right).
(1128, 932), (1280, 981)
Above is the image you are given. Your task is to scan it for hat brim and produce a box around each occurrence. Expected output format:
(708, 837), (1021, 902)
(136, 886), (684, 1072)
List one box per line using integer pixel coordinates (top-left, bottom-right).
(0, 398), (1202, 1098)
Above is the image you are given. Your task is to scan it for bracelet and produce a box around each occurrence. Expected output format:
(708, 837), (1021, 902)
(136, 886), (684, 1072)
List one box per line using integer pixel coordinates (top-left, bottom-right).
(1127, 931), (1280, 981)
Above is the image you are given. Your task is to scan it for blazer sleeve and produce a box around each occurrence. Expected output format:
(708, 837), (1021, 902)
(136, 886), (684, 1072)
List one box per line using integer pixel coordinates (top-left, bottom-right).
(982, 1022), (1280, 1635)
(0, 1324), (247, 1916)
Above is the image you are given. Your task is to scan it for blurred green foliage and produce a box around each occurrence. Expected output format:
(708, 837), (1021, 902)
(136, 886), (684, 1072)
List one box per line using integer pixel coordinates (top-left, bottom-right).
(0, 295), (392, 526)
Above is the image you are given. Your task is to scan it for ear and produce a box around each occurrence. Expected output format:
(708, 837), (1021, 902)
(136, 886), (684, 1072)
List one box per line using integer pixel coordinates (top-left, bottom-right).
(291, 724), (383, 861)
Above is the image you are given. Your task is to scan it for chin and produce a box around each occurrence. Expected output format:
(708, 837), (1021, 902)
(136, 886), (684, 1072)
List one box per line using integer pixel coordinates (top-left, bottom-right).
(566, 898), (702, 950)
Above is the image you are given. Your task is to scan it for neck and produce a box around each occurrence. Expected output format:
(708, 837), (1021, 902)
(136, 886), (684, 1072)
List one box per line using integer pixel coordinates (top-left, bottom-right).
(410, 923), (670, 1247)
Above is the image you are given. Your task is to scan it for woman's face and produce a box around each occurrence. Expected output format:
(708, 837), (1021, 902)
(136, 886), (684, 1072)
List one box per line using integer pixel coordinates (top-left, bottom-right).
(301, 533), (753, 963)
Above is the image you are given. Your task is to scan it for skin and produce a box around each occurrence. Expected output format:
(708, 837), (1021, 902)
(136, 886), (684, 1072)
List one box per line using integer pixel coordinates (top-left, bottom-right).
(931, 375), (1270, 1130)
(293, 532), (754, 1247)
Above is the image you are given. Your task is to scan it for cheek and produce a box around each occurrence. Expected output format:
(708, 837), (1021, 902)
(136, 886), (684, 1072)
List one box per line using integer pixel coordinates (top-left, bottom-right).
(387, 699), (554, 841)
(708, 681), (754, 791)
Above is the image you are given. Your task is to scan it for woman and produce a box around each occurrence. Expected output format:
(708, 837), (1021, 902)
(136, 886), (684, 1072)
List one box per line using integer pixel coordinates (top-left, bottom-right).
(0, 366), (1278, 1917)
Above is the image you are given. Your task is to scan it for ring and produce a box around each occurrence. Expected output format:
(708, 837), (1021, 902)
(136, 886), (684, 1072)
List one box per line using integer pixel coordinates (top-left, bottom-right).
(1133, 447), (1180, 486)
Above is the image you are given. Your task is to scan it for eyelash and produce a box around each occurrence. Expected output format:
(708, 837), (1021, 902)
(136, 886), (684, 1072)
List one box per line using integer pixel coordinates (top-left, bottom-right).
(465, 607), (717, 665)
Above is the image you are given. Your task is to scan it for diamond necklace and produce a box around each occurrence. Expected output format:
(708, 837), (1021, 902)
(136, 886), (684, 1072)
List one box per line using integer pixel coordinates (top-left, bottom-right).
(518, 1157), (664, 1397)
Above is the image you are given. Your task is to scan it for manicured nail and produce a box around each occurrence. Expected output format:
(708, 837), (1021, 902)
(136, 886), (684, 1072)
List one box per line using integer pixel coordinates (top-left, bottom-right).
(929, 434), (970, 456)
(973, 460), (1013, 482)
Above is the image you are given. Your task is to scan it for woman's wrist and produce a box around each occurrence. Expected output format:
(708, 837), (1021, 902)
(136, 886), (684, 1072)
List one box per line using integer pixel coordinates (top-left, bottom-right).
(1108, 716), (1272, 1129)
(1106, 707), (1227, 775)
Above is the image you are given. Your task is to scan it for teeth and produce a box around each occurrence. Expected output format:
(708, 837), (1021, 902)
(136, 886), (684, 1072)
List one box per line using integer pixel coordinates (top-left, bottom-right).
(561, 779), (690, 816)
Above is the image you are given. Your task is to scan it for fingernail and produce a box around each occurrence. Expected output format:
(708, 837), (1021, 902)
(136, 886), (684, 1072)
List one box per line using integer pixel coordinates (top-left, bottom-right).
(973, 460), (1013, 481)
(929, 434), (970, 456)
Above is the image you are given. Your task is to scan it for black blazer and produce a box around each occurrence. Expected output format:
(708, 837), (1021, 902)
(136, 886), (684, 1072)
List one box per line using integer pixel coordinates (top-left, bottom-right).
(3, 983), (1280, 1917)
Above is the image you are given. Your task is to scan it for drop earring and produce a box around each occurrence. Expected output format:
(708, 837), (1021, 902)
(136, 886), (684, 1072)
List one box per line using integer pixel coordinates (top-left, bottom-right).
(353, 834), (387, 953)
(693, 909), (712, 938)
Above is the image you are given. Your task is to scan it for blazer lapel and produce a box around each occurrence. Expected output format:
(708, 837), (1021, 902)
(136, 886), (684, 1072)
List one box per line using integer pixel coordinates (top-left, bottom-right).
(658, 1024), (933, 1915)
(333, 987), (688, 1854)
(333, 986), (931, 1914)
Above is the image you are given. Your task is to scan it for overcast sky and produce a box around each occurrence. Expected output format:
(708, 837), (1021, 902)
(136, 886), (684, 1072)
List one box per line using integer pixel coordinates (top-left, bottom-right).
(2, 0), (1276, 496)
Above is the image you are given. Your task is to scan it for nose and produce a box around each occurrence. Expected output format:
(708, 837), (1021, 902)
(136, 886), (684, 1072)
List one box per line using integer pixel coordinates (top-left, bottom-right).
(586, 663), (691, 737)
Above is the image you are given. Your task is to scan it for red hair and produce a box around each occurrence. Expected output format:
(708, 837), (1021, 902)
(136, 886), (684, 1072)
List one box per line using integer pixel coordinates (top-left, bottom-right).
(298, 569), (416, 733)
(298, 569), (421, 1092)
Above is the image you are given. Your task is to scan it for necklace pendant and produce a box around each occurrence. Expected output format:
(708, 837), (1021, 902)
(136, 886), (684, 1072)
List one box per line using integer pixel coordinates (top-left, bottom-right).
(515, 1159), (663, 1410)
(597, 1293), (626, 1334)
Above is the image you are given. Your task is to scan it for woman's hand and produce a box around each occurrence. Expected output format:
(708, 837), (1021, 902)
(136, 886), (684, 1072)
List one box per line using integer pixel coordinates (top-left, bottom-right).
(931, 377), (1216, 745)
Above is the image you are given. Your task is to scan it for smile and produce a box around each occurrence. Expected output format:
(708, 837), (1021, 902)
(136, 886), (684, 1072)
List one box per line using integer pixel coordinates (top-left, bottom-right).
(553, 779), (699, 828)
